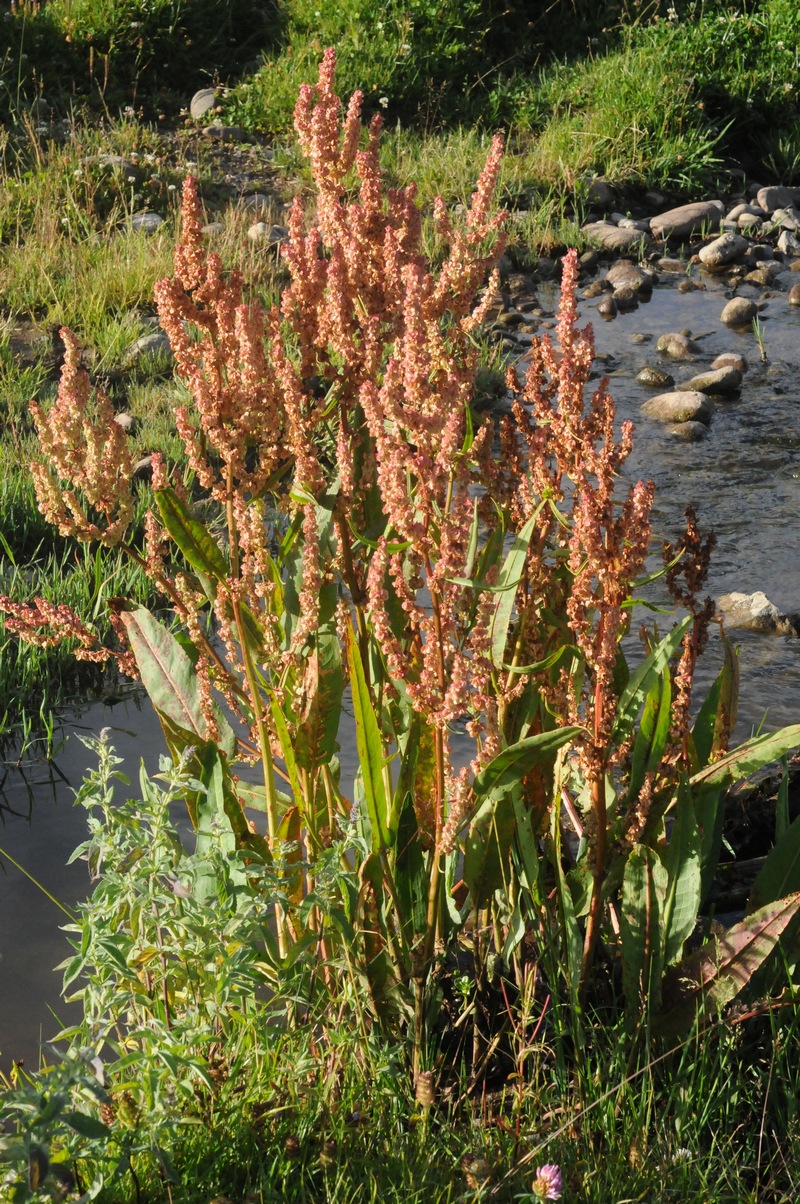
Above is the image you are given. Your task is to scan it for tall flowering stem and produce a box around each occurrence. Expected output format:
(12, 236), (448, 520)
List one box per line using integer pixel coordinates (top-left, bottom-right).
(0, 49), (753, 1070)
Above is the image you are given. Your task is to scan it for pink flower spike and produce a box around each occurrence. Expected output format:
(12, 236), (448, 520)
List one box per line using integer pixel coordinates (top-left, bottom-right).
(532, 1163), (563, 1201)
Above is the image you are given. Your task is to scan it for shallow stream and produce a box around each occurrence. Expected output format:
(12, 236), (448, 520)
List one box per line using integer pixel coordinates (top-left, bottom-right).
(1, 265), (799, 1070)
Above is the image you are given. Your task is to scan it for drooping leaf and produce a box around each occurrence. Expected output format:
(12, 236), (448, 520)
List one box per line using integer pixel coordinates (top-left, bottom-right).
(347, 625), (391, 852)
(690, 725), (800, 792)
(119, 607), (236, 760)
(662, 777), (702, 966)
(464, 790), (515, 907)
(656, 892), (800, 1038)
(613, 617), (692, 744)
(155, 487), (229, 601)
(621, 844), (668, 1019)
(473, 726), (581, 796)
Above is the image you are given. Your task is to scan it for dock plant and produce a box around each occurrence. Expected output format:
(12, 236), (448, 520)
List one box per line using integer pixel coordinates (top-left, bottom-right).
(2, 49), (800, 1103)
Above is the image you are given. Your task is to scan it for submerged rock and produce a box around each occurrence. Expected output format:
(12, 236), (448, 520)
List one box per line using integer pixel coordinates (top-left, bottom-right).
(656, 332), (700, 360)
(637, 366), (675, 388)
(717, 591), (799, 636)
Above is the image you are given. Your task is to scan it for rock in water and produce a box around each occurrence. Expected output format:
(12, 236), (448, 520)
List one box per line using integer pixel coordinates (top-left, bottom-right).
(640, 391), (713, 424)
(676, 366), (742, 395)
(720, 296), (758, 326)
(698, 232), (749, 267)
(656, 332), (700, 360)
(717, 591), (799, 635)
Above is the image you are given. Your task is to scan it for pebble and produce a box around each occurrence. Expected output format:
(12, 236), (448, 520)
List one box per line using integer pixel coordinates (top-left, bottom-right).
(190, 87), (216, 120)
(678, 279), (704, 293)
(656, 332), (700, 360)
(202, 123), (247, 143)
(720, 296), (758, 326)
(711, 353), (748, 373)
(130, 212), (164, 234)
(612, 286), (638, 312)
(777, 230), (800, 256)
(641, 390), (713, 424)
(606, 262), (654, 295)
(241, 192), (275, 214)
(582, 280), (607, 298)
(202, 222), (225, 236)
(789, 284), (800, 306)
(676, 365), (742, 395)
(584, 177), (616, 208)
(126, 331), (173, 363)
(597, 295), (617, 318)
(770, 206), (800, 231)
(247, 222), (289, 244)
(698, 232), (748, 267)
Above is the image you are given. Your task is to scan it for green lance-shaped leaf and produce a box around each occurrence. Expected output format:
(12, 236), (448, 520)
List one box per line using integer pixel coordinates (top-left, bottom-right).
(346, 624), (392, 852)
(750, 807), (800, 913)
(473, 726), (582, 796)
(613, 616), (692, 745)
(155, 487), (230, 601)
(490, 508), (542, 669)
(464, 790), (515, 908)
(550, 797), (583, 1018)
(662, 776), (702, 967)
(119, 606), (236, 760)
(690, 724), (800, 792)
(623, 666), (672, 809)
(692, 634), (739, 769)
(621, 844), (668, 1019)
(656, 892), (800, 1038)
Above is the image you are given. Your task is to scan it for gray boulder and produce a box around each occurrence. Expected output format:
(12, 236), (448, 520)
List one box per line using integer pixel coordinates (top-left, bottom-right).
(580, 221), (652, 254)
(756, 185), (799, 214)
(640, 390), (713, 424)
(130, 212), (164, 234)
(650, 200), (724, 240)
(717, 590), (798, 636)
(676, 365), (742, 395)
(606, 262), (654, 295)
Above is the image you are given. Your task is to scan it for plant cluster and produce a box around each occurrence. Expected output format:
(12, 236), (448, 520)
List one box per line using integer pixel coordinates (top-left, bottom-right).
(2, 46), (800, 1200)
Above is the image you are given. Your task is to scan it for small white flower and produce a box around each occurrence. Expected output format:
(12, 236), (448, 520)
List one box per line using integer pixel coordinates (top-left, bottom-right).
(379, 95), (389, 109)
(73, 168), (83, 177)
(167, 184), (177, 192)
(127, 175), (137, 183)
